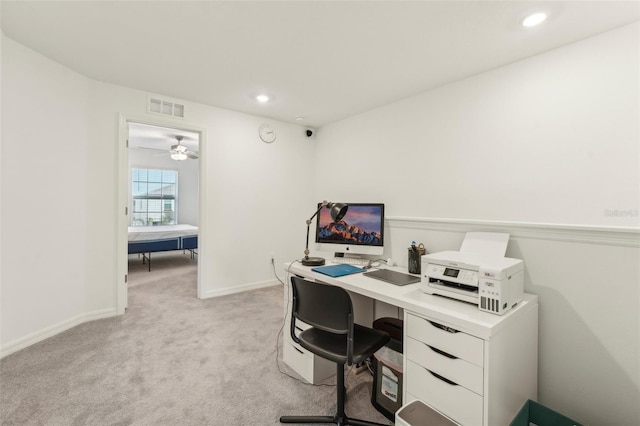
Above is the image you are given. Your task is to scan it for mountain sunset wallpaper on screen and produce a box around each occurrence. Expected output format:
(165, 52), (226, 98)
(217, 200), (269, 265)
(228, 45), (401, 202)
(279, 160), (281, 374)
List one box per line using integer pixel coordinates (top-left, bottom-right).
(317, 205), (383, 245)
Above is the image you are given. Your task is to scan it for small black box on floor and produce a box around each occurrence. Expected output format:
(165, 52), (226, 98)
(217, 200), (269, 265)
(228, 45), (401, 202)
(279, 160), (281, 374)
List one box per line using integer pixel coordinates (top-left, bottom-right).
(371, 317), (403, 422)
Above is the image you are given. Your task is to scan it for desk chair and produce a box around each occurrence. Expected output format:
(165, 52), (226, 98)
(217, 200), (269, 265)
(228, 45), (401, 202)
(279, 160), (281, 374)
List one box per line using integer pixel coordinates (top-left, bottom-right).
(280, 276), (391, 426)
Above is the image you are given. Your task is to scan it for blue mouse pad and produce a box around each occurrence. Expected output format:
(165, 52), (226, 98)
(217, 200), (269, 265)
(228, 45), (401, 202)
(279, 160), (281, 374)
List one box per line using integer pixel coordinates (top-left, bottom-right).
(311, 264), (365, 278)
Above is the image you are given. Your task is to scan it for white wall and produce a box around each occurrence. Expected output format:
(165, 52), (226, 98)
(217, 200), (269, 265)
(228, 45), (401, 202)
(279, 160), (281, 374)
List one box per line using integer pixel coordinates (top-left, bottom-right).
(1, 36), (101, 347)
(315, 23), (639, 425)
(317, 23), (639, 228)
(187, 105), (317, 296)
(1, 28), (4, 351)
(128, 148), (200, 226)
(1, 33), (317, 356)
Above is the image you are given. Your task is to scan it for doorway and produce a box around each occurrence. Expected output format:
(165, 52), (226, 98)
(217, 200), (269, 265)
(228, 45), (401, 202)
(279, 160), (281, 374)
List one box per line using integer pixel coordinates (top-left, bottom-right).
(117, 115), (206, 312)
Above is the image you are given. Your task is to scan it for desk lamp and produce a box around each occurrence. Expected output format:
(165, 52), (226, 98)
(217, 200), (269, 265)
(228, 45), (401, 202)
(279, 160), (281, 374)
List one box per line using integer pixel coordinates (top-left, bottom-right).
(302, 201), (348, 266)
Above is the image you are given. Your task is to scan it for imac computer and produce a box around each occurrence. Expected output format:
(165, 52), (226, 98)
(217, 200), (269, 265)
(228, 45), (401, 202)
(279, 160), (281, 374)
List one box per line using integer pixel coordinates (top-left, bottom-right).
(314, 203), (385, 259)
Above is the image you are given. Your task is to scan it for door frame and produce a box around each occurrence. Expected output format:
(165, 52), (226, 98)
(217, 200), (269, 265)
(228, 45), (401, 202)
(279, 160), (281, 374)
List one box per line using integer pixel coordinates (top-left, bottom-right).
(116, 113), (207, 313)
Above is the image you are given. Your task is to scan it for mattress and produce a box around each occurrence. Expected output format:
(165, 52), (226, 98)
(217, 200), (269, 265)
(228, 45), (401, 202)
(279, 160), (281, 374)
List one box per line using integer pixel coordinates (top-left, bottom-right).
(128, 224), (198, 241)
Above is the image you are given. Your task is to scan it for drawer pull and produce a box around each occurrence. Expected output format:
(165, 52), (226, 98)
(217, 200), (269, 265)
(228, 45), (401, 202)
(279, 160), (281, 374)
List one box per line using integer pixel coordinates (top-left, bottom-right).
(428, 369), (458, 386)
(293, 346), (304, 355)
(427, 344), (457, 359)
(428, 320), (459, 334)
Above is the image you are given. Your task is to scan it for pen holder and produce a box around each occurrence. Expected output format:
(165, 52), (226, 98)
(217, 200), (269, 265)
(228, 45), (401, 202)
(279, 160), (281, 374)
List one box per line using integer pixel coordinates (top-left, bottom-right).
(408, 246), (425, 274)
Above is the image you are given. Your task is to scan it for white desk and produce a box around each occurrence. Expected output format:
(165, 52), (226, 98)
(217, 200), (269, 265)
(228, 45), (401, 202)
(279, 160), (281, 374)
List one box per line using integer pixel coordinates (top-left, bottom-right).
(282, 261), (538, 426)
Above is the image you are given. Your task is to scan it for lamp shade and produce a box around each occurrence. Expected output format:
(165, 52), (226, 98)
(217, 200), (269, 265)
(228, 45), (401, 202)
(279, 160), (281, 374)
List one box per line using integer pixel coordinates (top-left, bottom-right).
(328, 202), (348, 222)
(301, 201), (349, 267)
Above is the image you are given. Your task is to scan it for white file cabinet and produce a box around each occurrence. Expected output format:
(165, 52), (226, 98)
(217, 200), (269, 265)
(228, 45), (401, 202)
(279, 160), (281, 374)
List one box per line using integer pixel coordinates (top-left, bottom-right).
(403, 305), (538, 426)
(282, 275), (374, 384)
(282, 288), (335, 384)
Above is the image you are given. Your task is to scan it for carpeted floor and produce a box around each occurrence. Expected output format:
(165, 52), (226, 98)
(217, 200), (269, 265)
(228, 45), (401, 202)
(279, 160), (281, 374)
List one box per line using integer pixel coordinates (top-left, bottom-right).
(0, 252), (392, 425)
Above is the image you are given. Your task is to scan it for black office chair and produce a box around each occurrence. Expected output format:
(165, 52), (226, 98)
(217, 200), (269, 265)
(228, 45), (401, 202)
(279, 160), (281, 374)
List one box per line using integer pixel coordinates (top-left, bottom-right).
(280, 276), (391, 426)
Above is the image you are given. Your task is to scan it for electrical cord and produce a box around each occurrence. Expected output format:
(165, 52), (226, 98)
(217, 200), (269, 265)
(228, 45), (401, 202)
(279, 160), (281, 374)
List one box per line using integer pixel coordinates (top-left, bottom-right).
(363, 258), (391, 270)
(270, 256), (286, 286)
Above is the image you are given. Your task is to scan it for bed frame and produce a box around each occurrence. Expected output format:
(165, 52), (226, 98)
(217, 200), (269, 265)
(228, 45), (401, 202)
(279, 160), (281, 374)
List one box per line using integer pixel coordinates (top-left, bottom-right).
(128, 225), (198, 271)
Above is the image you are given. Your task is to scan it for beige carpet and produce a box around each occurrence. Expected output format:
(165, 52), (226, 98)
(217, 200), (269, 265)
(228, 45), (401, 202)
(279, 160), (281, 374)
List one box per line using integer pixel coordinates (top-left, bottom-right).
(0, 252), (392, 425)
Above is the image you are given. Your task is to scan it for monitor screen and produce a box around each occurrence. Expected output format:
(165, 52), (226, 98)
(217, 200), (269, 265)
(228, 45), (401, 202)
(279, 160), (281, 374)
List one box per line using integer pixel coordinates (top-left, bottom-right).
(314, 203), (385, 256)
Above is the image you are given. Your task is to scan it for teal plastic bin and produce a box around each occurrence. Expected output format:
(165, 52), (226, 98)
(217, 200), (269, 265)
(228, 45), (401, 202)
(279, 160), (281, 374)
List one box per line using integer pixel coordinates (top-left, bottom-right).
(510, 400), (583, 426)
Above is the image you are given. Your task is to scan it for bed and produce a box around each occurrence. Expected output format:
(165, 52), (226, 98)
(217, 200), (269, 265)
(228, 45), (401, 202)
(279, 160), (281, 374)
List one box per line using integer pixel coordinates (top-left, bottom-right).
(128, 224), (198, 271)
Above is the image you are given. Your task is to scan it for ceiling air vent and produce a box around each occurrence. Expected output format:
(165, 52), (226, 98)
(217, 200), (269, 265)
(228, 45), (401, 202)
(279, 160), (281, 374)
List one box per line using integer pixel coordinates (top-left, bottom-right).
(148, 97), (185, 118)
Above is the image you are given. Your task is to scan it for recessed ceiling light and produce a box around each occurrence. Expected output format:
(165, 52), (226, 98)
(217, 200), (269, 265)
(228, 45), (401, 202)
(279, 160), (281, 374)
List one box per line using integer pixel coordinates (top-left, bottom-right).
(295, 116), (305, 121)
(522, 12), (547, 27)
(256, 94), (270, 103)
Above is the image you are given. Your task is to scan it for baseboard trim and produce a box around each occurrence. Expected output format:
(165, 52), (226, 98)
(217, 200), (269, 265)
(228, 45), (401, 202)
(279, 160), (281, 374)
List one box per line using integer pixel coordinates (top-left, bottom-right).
(0, 308), (118, 359)
(387, 216), (639, 247)
(201, 280), (280, 299)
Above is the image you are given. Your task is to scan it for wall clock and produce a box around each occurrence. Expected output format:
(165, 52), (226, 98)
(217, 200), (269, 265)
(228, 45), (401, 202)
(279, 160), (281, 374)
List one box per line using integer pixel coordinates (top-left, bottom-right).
(259, 123), (276, 143)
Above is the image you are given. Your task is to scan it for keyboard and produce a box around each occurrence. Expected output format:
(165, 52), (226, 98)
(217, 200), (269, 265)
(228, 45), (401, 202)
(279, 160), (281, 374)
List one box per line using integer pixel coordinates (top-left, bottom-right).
(331, 257), (371, 267)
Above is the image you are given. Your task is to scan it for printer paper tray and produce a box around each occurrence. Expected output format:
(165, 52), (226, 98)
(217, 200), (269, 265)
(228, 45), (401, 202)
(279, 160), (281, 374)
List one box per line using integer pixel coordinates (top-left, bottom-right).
(429, 278), (478, 294)
(427, 280), (479, 305)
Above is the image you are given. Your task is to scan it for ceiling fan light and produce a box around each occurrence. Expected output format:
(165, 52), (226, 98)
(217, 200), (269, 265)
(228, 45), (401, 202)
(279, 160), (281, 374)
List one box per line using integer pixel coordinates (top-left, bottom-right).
(171, 152), (187, 161)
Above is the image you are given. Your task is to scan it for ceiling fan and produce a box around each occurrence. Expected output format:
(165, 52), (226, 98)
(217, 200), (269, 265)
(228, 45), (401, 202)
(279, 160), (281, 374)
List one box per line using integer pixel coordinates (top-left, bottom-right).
(168, 136), (199, 160)
(134, 135), (199, 160)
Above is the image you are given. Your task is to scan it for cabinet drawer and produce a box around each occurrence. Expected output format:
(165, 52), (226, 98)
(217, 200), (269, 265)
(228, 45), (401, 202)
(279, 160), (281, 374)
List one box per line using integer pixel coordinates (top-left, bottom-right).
(283, 339), (312, 380)
(406, 313), (484, 367)
(404, 394), (461, 425)
(285, 318), (310, 337)
(406, 337), (483, 396)
(406, 359), (483, 426)
(283, 339), (334, 384)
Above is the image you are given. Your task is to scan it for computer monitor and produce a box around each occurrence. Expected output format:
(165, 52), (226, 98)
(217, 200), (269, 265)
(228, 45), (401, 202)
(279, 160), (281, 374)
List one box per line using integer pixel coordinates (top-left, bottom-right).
(315, 203), (385, 256)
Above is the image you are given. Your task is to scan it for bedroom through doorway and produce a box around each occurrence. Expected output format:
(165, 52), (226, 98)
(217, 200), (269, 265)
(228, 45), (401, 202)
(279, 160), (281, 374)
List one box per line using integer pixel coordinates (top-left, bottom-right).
(125, 121), (201, 297)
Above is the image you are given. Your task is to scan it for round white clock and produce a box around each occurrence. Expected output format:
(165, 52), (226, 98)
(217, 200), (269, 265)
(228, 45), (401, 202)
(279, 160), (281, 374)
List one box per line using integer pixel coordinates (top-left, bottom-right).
(259, 123), (276, 143)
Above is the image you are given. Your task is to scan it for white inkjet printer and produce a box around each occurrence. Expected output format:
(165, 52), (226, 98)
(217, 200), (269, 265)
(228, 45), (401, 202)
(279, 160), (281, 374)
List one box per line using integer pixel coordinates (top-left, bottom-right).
(419, 232), (524, 315)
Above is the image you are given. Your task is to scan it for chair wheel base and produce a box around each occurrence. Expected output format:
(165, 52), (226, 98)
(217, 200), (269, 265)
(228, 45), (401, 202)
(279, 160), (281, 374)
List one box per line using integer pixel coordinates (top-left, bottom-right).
(280, 415), (334, 423)
(279, 414), (388, 426)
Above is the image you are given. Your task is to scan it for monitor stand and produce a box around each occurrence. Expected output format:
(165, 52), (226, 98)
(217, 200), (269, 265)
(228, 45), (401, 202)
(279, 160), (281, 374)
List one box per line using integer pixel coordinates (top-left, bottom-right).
(335, 252), (352, 258)
(334, 252), (365, 260)
(332, 252), (369, 267)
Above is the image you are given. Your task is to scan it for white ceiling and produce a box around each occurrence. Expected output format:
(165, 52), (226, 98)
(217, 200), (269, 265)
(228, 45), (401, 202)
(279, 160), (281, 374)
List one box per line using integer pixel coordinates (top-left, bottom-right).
(2, 1), (638, 128)
(128, 122), (199, 151)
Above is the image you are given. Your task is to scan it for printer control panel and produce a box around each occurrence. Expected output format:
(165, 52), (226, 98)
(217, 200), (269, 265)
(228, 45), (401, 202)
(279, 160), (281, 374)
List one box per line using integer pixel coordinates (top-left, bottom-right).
(427, 264), (478, 286)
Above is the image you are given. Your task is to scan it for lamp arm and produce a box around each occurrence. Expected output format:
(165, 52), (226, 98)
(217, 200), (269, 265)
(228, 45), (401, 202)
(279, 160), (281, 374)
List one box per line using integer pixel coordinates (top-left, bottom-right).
(306, 201), (328, 224)
(304, 201), (328, 259)
(304, 221), (312, 259)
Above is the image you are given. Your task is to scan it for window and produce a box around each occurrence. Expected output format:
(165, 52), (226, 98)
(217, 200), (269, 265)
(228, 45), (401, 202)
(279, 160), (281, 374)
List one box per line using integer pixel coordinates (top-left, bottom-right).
(131, 168), (178, 226)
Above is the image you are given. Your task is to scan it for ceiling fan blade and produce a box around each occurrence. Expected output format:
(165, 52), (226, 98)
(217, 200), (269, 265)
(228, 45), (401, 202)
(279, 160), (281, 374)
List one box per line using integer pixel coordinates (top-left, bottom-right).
(136, 146), (167, 152)
(186, 152), (199, 159)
